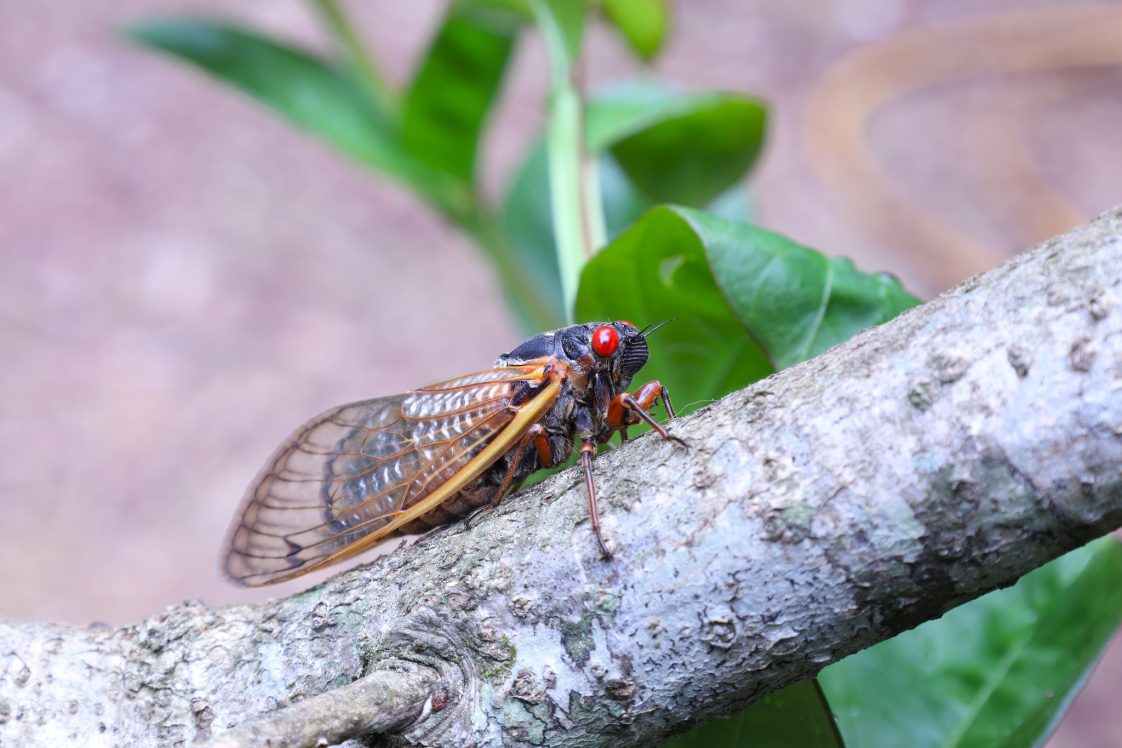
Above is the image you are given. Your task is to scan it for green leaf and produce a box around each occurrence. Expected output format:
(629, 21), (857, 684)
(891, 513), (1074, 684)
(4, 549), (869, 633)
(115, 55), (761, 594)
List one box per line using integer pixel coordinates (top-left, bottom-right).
(612, 100), (760, 205)
(126, 18), (470, 219)
(401, 6), (517, 184)
(503, 88), (767, 328)
(538, 0), (589, 63)
(454, 0), (535, 23)
(597, 90), (767, 207)
(679, 208), (919, 369)
(126, 19), (391, 159)
(574, 207), (768, 414)
(585, 87), (756, 150)
(502, 140), (664, 326)
(596, 151), (666, 238)
(575, 206), (917, 413)
(601, 0), (670, 62)
(819, 537), (1122, 748)
(666, 679), (845, 748)
(578, 205), (910, 745)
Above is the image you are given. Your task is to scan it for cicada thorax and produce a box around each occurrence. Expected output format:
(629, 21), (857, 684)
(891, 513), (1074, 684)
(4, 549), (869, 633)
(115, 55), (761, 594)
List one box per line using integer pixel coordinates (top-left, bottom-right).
(222, 320), (677, 587)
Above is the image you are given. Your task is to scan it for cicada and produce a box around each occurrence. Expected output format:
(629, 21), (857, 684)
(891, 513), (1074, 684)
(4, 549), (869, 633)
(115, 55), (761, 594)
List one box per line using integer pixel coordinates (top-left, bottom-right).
(222, 321), (682, 586)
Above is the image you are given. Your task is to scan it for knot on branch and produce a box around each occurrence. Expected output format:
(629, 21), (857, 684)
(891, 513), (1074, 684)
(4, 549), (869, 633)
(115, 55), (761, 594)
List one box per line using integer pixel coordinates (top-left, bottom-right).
(374, 607), (512, 745)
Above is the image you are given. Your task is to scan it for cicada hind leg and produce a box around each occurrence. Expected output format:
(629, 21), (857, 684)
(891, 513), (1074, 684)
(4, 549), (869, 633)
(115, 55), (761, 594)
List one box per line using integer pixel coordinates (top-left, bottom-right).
(463, 423), (557, 530)
(583, 381), (687, 559)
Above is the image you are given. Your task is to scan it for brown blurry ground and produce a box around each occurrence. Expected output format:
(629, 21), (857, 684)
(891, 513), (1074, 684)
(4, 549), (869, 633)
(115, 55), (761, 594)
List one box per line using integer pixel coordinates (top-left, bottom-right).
(1, 1), (1120, 745)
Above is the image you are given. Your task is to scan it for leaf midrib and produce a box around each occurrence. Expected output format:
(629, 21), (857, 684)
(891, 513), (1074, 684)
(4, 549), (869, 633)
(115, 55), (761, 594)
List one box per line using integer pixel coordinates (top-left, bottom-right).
(942, 629), (1033, 748)
(797, 259), (833, 364)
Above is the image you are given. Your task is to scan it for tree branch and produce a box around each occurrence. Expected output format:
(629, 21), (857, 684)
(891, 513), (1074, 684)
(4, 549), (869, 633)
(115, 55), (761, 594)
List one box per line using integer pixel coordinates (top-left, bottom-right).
(3, 208), (1121, 747)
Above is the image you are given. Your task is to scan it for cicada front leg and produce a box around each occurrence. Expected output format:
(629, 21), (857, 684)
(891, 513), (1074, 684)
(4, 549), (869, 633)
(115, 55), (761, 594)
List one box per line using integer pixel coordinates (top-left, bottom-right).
(579, 439), (612, 558)
(606, 380), (687, 447)
(581, 382), (687, 559)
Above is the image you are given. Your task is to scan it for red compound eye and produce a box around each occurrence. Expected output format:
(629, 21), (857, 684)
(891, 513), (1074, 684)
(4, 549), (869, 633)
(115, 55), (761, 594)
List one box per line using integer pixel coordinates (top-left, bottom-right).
(591, 325), (620, 356)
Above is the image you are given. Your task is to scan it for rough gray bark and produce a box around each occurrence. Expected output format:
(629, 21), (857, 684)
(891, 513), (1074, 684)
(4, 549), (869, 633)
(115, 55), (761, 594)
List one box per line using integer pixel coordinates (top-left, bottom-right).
(3, 208), (1122, 748)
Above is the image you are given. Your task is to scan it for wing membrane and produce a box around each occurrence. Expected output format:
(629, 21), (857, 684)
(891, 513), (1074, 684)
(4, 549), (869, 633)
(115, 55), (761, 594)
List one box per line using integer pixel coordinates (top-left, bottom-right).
(224, 365), (555, 586)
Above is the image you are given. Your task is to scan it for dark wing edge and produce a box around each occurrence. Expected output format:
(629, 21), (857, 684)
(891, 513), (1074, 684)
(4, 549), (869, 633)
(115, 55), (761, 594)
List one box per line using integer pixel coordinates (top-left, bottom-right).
(221, 363), (558, 586)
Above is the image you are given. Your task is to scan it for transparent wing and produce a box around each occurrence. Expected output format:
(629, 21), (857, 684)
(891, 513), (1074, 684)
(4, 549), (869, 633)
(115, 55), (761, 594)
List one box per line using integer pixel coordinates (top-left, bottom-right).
(223, 365), (551, 586)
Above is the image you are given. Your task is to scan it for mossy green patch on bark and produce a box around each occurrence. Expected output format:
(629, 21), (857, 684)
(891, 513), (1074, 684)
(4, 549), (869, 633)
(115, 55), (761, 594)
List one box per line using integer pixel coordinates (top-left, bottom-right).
(560, 614), (595, 666)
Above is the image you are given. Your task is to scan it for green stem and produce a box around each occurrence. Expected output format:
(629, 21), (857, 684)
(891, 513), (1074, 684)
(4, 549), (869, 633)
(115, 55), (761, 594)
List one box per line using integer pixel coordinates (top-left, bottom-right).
(580, 140), (607, 254)
(532, 0), (594, 324)
(546, 87), (585, 323)
(575, 54), (606, 254)
(467, 208), (566, 334)
(310, 0), (396, 111)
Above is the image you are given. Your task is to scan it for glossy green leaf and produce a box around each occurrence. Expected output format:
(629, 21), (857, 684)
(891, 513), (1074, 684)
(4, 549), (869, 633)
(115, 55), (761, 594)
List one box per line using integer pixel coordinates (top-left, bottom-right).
(126, 18), (470, 219)
(576, 207), (772, 412)
(677, 208), (919, 369)
(666, 679), (844, 748)
(820, 537), (1122, 748)
(592, 89), (767, 207)
(575, 206), (917, 414)
(579, 205), (914, 744)
(401, 6), (517, 184)
(601, 0), (670, 62)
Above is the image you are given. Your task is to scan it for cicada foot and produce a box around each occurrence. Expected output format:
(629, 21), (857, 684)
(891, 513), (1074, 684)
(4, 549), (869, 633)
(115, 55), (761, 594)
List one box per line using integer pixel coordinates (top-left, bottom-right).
(580, 440), (612, 559)
(607, 380), (688, 449)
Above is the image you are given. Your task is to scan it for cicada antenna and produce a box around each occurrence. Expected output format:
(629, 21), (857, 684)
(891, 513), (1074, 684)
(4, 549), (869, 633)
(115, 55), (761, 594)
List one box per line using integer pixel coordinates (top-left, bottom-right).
(638, 318), (677, 338)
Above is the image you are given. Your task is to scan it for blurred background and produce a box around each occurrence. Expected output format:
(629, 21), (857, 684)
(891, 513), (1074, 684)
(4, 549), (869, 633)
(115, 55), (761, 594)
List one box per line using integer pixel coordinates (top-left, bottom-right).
(1, 1), (1120, 744)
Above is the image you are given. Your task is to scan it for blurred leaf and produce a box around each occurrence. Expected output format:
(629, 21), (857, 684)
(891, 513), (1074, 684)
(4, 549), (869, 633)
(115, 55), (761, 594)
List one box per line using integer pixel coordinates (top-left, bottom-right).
(586, 87), (754, 149)
(454, 0), (535, 23)
(666, 679), (844, 748)
(819, 537), (1122, 748)
(531, 0), (592, 317)
(601, 0), (670, 61)
(503, 140), (663, 326)
(401, 6), (516, 184)
(591, 89), (767, 207)
(538, 0), (589, 63)
(596, 152), (657, 238)
(504, 87), (766, 327)
(127, 19), (390, 156)
(126, 18), (470, 219)
(502, 139), (566, 325)
(309, 0), (395, 110)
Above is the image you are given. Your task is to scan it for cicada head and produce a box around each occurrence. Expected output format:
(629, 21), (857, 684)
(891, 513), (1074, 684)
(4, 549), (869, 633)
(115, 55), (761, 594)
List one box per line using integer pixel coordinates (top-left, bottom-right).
(567, 321), (650, 388)
(498, 321), (653, 391)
